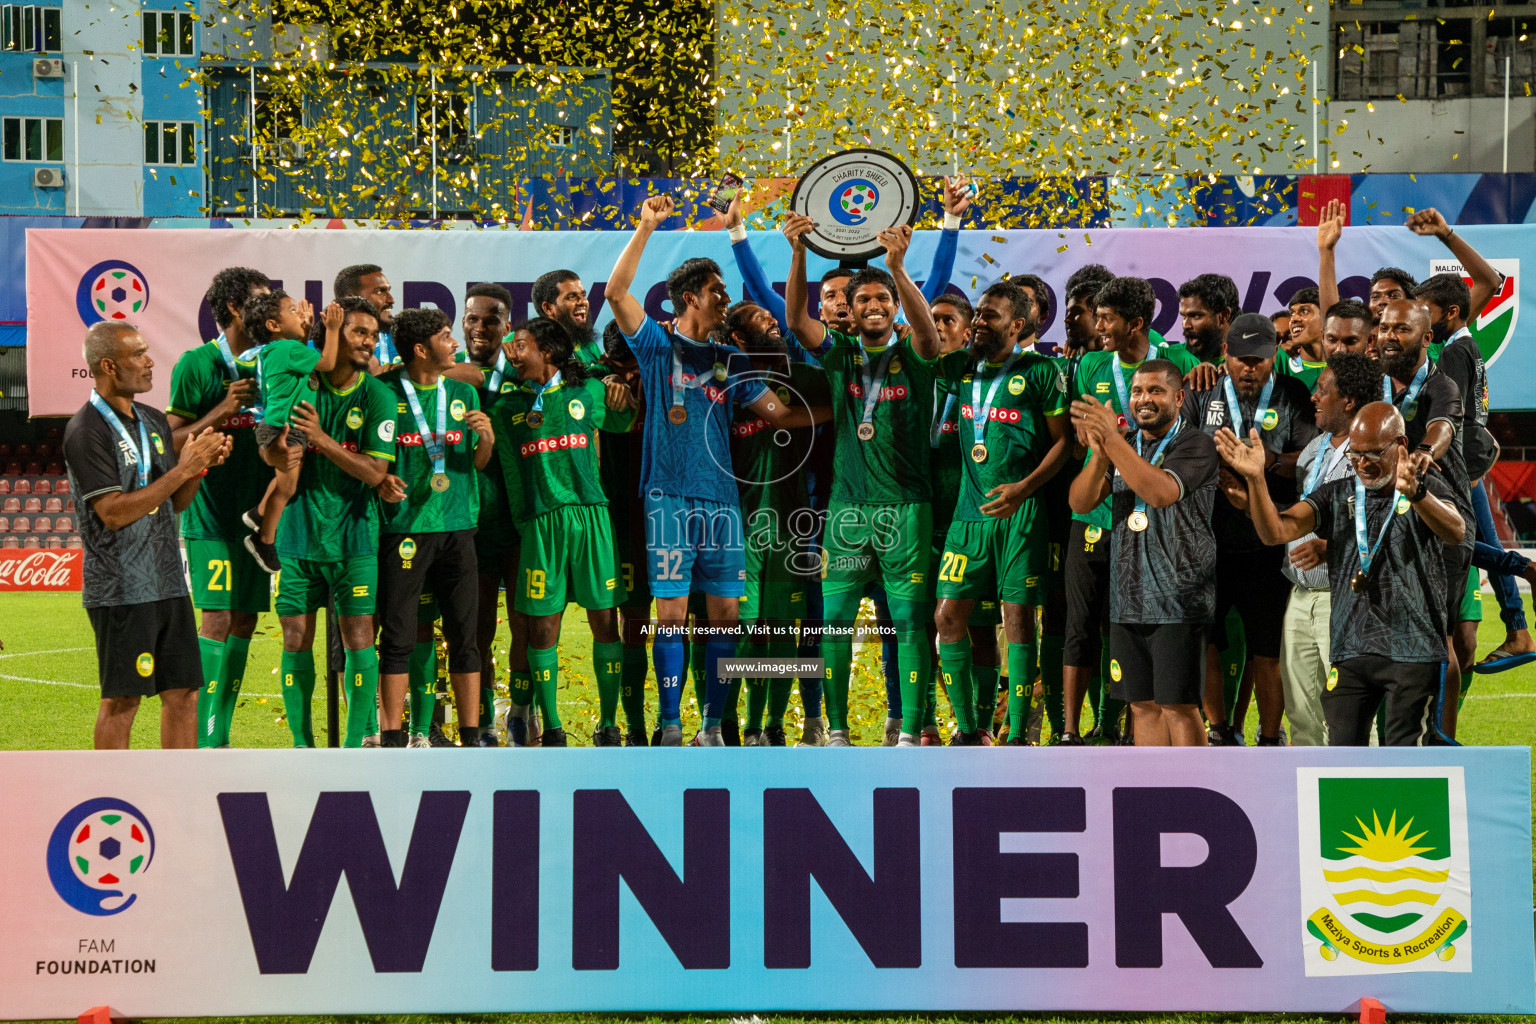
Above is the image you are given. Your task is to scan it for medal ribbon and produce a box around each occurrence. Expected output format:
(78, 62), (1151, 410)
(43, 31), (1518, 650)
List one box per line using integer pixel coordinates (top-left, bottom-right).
(858, 344), (898, 431)
(488, 349), (509, 393)
(1108, 341), (1165, 421)
(930, 385), (955, 448)
(89, 391), (152, 490)
(1301, 438), (1351, 501)
(969, 344), (1024, 450)
(1222, 373), (1277, 437)
(528, 371), (562, 421)
(376, 329), (394, 367)
(1382, 357), (1430, 406)
(669, 333), (717, 421)
(1353, 476), (1397, 583)
(403, 377), (448, 478)
(1130, 419), (1181, 525)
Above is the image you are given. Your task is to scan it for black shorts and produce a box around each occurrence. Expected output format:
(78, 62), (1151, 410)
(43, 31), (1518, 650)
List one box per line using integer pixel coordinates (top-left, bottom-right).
(377, 530), (481, 675)
(1444, 544), (1473, 624)
(1063, 518), (1110, 667)
(1324, 655), (1443, 746)
(1212, 546), (1288, 660)
(1108, 621), (1205, 706)
(86, 597), (201, 699)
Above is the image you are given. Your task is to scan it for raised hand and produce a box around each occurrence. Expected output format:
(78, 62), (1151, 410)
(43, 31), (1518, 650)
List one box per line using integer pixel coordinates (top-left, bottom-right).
(781, 211), (816, 252)
(1214, 426), (1266, 479)
(639, 194), (674, 226)
(1317, 198), (1345, 251)
(879, 223), (913, 270)
(1405, 207), (1451, 240)
(321, 300), (345, 334)
(943, 174), (972, 218)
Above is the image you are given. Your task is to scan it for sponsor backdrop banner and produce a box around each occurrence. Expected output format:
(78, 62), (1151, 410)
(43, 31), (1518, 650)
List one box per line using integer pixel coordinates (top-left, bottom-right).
(1, 748), (1531, 1018)
(23, 224), (1535, 416)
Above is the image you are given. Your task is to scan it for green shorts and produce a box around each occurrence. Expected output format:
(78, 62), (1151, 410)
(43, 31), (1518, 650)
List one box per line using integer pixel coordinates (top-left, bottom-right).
(742, 516), (808, 622)
(275, 555), (378, 617)
(821, 500), (932, 601)
(1460, 566), (1484, 622)
(610, 505), (651, 611)
(936, 501), (1048, 605)
(187, 538), (271, 614)
(514, 504), (624, 616)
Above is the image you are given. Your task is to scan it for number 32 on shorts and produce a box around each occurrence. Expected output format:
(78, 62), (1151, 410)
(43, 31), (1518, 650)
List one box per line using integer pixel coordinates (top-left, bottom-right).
(655, 549), (685, 580)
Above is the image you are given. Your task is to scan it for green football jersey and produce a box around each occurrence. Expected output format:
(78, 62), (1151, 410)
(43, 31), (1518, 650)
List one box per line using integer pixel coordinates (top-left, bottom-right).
(730, 362), (828, 520)
(275, 370), (397, 562)
(471, 356), (522, 535)
(817, 327), (938, 505)
(166, 340), (271, 540)
(1277, 352), (1328, 392)
(492, 374), (634, 524)
(929, 378), (963, 532)
(940, 349), (1069, 523)
(1071, 341), (1200, 529)
(236, 338), (322, 429)
(380, 372), (484, 534)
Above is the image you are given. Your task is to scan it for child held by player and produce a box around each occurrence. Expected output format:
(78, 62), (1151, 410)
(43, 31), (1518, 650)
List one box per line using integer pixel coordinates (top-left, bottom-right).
(238, 290), (344, 572)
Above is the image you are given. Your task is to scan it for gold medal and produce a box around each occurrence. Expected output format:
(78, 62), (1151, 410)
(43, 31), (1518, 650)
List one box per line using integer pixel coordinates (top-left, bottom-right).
(971, 443), (988, 463)
(668, 406), (688, 425)
(1127, 510), (1149, 532)
(857, 423), (876, 441)
(431, 472), (450, 493)
(526, 410), (543, 429)
(1351, 570), (1369, 594)
(713, 364), (727, 381)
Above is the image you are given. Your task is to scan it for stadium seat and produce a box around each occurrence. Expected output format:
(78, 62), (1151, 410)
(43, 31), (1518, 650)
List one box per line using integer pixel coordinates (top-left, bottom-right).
(42, 425), (60, 440)
(63, 498), (75, 513)
(0, 443), (10, 458)
(0, 480), (7, 495)
(55, 478), (70, 494)
(54, 515), (73, 532)
(32, 516), (50, 533)
(0, 517), (8, 533)
(44, 536), (62, 549)
(65, 536), (81, 549)
(21, 536), (38, 549)
(11, 517), (29, 533)
(12, 479), (28, 494)
(22, 497), (40, 514)
(13, 443), (31, 458)
(1, 537), (17, 549)
(43, 462), (62, 476)
(23, 462), (41, 476)
(3, 462), (19, 476)
(33, 479), (50, 495)
(34, 443), (52, 459)
(2, 497), (18, 514)
(43, 497), (61, 513)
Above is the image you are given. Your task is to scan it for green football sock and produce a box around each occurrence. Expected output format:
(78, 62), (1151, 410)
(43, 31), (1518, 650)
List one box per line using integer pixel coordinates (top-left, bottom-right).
(886, 597), (930, 736)
(279, 649), (316, 747)
(509, 667), (532, 707)
(1039, 632), (1066, 737)
(688, 641), (707, 717)
(1007, 640), (1037, 740)
(764, 639), (795, 728)
(976, 661), (998, 733)
(620, 644), (648, 733)
(212, 634), (250, 747)
(745, 680), (768, 731)
(408, 640), (436, 737)
(923, 667), (938, 729)
(342, 646), (379, 748)
(196, 636), (225, 749)
(1220, 607), (1246, 721)
(821, 589), (862, 731)
(594, 640), (624, 729)
(529, 644), (562, 730)
(939, 640), (976, 734)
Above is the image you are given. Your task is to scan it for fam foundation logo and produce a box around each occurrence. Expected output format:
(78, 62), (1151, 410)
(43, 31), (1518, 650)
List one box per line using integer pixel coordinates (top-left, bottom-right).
(46, 797), (156, 916)
(76, 260), (151, 326)
(830, 179), (880, 226)
(1430, 258), (1518, 368)
(1297, 768), (1471, 975)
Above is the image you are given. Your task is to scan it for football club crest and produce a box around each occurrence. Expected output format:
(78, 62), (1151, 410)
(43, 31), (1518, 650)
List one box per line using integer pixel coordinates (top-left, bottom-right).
(347, 408), (364, 430)
(449, 398), (467, 421)
(790, 149), (920, 261)
(1297, 768), (1472, 975)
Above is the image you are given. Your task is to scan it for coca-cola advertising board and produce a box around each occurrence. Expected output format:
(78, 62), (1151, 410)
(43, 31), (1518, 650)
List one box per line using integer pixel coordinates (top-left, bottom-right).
(0, 549), (82, 591)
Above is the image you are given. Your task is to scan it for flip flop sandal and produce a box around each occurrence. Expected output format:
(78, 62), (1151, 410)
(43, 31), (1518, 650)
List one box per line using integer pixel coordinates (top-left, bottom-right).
(1473, 647), (1536, 674)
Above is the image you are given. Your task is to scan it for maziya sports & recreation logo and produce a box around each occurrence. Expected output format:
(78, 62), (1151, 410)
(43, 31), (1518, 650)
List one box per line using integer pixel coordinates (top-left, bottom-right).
(46, 797), (156, 915)
(1296, 768), (1471, 976)
(76, 259), (150, 326)
(829, 179), (880, 226)
(1430, 258), (1518, 368)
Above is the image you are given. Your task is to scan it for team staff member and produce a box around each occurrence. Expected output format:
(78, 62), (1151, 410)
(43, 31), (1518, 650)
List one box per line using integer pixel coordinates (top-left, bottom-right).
(1271, 355), (1377, 745)
(272, 297), (396, 747)
(1069, 360), (1219, 747)
(493, 317), (637, 747)
(1182, 312), (1317, 745)
(376, 308), (495, 747)
(1061, 277), (1199, 745)
(933, 281), (1069, 747)
(65, 321), (232, 749)
(167, 266), (274, 748)
(1222, 403), (1466, 745)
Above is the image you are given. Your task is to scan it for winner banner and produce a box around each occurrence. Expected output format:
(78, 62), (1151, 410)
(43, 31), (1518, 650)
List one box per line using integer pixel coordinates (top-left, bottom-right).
(1, 749), (1531, 1018)
(24, 223), (1536, 416)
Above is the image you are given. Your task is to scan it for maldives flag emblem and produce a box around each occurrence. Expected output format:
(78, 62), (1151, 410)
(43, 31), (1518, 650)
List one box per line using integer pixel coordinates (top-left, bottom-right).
(1431, 258), (1518, 367)
(1297, 768), (1472, 975)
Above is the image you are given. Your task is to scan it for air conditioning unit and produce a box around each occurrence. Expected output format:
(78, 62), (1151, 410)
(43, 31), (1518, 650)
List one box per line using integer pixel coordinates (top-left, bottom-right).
(33, 167), (63, 188)
(33, 59), (65, 79)
(276, 138), (305, 161)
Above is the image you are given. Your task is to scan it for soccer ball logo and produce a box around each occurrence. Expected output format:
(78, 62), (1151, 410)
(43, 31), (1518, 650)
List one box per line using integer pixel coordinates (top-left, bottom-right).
(75, 260), (151, 327)
(829, 179), (880, 226)
(46, 797), (156, 916)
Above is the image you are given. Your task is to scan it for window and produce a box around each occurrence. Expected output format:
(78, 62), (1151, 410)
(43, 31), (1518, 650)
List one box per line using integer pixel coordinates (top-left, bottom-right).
(2, 5), (61, 53)
(143, 120), (196, 165)
(141, 10), (194, 57)
(2, 116), (63, 162)
(417, 92), (473, 161)
(547, 124), (574, 149)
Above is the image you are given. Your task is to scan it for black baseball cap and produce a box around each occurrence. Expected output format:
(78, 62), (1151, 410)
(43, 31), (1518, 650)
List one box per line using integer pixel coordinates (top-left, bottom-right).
(1226, 312), (1278, 359)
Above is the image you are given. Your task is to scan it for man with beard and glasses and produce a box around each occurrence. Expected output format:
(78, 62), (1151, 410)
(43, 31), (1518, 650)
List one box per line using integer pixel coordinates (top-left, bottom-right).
(608, 195), (822, 746)
(1069, 360), (1219, 747)
(1322, 299), (1373, 358)
(1221, 402), (1466, 746)
(933, 281), (1070, 746)
(714, 301), (829, 745)
(1281, 288), (1328, 391)
(1378, 298), (1475, 735)
(1177, 273), (1238, 366)
(532, 269), (603, 365)
(1183, 312), (1318, 746)
(1060, 277), (1200, 746)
